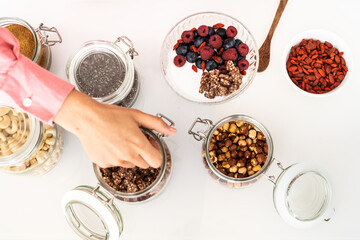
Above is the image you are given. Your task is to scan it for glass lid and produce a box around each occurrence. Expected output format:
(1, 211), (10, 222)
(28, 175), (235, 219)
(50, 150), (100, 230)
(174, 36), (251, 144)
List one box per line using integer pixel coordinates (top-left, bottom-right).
(62, 185), (123, 240)
(272, 162), (334, 228)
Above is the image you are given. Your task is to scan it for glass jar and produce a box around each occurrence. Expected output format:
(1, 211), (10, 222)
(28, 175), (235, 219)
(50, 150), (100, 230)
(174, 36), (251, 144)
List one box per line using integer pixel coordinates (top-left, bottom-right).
(61, 114), (174, 239)
(0, 106), (64, 176)
(66, 36), (140, 107)
(189, 114), (334, 227)
(0, 17), (62, 70)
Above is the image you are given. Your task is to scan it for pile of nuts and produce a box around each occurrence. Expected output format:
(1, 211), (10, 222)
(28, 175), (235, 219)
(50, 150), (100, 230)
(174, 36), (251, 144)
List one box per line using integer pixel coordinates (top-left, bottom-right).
(286, 38), (348, 94)
(199, 60), (243, 98)
(209, 120), (268, 178)
(101, 166), (160, 193)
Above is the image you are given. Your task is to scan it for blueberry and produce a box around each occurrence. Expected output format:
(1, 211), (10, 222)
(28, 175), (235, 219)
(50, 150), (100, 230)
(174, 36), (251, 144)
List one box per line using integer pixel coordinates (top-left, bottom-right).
(194, 37), (205, 48)
(193, 30), (198, 38)
(195, 58), (203, 69)
(186, 51), (197, 63)
(235, 39), (243, 49)
(205, 59), (217, 71)
(208, 26), (215, 36)
(223, 38), (235, 49)
(175, 44), (188, 56)
(237, 55), (246, 61)
(216, 28), (226, 38)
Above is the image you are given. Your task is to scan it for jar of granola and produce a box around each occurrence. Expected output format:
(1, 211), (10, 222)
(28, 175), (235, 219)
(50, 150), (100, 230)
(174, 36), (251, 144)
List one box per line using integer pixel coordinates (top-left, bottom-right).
(0, 17), (62, 69)
(0, 106), (64, 176)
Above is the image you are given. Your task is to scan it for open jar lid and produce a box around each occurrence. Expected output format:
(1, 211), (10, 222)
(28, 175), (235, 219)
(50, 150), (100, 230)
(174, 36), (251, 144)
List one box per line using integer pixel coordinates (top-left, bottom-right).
(66, 37), (138, 104)
(272, 162), (334, 228)
(62, 185), (123, 240)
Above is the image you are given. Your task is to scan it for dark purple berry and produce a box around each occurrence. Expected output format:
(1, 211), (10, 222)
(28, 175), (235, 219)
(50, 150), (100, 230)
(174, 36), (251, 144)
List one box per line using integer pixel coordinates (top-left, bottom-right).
(235, 39), (243, 49)
(216, 28), (226, 38)
(195, 58), (203, 69)
(205, 59), (217, 71)
(186, 51), (197, 63)
(175, 44), (188, 56)
(208, 26), (215, 36)
(194, 37), (205, 48)
(223, 38), (235, 49)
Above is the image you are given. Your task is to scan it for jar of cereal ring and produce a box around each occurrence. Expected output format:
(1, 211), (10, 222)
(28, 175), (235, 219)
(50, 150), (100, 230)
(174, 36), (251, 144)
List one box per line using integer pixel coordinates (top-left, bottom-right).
(0, 17), (62, 70)
(0, 106), (64, 176)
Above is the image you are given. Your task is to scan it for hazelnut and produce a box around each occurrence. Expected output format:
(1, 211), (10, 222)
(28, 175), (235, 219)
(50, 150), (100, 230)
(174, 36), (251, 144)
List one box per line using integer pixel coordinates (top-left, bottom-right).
(223, 122), (230, 131)
(251, 152), (256, 158)
(250, 158), (258, 167)
(244, 151), (251, 159)
(209, 143), (215, 151)
(245, 138), (252, 146)
(238, 167), (247, 175)
(213, 130), (219, 136)
(209, 150), (216, 157)
(249, 143), (256, 151)
(253, 165), (261, 172)
(225, 151), (231, 159)
(239, 135), (246, 140)
(238, 151), (244, 158)
(249, 129), (257, 139)
(248, 170), (255, 176)
(221, 147), (228, 153)
(228, 173), (235, 178)
(233, 136), (239, 143)
(246, 163), (253, 171)
(236, 121), (244, 127)
(229, 165), (238, 173)
(228, 158), (236, 166)
(224, 139), (232, 147)
(222, 162), (230, 169)
(256, 154), (267, 164)
(229, 123), (237, 133)
(216, 134), (223, 141)
(238, 140), (247, 147)
(218, 154), (226, 161)
(230, 150), (238, 158)
(240, 146), (248, 152)
(229, 144), (237, 151)
(217, 166), (226, 175)
(238, 159), (246, 167)
(257, 132), (265, 141)
(264, 144), (268, 154)
(239, 125), (248, 135)
(255, 147), (262, 154)
(210, 156), (217, 163)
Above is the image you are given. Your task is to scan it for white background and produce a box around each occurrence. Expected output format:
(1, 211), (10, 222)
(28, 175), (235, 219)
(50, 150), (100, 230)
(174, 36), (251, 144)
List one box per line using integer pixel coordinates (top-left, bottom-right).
(1, 0), (360, 239)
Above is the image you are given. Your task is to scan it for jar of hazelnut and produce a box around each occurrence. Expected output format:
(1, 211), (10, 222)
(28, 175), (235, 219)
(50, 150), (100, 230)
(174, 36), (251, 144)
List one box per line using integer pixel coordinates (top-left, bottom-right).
(61, 114), (174, 239)
(189, 114), (334, 228)
(0, 17), (62, 69)
(0, 106), (64, 176)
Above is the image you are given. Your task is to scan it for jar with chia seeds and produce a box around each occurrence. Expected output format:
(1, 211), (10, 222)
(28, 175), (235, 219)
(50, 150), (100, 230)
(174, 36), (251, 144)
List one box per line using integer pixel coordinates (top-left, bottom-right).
(61, 114), (174, 239)
(66, 36), (140, 107)
(0, 106), (64, 176)
(0, 17), (62, 70)
(188, 115), (335, 227)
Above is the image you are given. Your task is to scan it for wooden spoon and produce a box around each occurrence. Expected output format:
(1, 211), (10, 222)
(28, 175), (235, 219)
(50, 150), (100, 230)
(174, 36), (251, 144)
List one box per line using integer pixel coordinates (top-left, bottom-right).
(258, 0), (288, 72)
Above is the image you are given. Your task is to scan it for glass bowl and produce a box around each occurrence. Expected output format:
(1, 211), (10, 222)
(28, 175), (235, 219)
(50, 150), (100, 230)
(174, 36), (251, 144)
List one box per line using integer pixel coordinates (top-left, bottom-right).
(160, 12), (259, 104)
(282, 29), (352, 97)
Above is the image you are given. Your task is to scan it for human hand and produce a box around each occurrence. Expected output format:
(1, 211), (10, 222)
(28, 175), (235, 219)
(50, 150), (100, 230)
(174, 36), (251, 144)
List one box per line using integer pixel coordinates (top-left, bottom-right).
(54, 90), (176, 168)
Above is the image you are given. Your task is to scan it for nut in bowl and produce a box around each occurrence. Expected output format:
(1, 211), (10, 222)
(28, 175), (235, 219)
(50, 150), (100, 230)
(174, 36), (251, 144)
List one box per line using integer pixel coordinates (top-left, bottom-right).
(283, 29), (352, 97)
(161, 12), (258, 104)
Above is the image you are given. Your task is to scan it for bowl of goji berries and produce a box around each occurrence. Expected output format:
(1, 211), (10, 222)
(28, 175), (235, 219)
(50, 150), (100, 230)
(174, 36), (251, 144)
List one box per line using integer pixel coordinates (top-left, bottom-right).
(283, 29), (352, 96)
(161, 12), (259, 103)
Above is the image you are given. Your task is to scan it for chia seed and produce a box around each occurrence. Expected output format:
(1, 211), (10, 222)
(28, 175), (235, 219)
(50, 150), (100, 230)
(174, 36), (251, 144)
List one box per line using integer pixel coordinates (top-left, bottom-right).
(117, 69), (140, 107)
(75, 51), (126, 98)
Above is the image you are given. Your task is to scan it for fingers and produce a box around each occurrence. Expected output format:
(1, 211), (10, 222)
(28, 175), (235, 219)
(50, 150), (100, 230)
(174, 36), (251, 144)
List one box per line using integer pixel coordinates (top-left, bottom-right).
(133, 132), (163, 168)
(125, 153), (150, 169)
(132, 111), (177, 136)
(117, 160), (135, 168)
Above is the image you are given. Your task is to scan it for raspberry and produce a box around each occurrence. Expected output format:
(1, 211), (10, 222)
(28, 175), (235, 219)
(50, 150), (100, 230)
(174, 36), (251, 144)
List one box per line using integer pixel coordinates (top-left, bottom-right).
(209, 34), (223, 49)
(199, 46), (214, 61)
(237, 43), (249, 56)
(181, 31), (194, 44)
(237, 59), (249, 71)
(174, 55), (186, 67)
(226, 26), (237, 38)
(218, 65), (228, 74)
(222, 48), (238, 61)
(198, 25), (209, 37)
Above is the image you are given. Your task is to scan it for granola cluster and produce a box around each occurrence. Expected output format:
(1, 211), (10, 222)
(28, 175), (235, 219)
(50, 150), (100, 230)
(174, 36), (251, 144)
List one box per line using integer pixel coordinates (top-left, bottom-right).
(199, 61), (243, 99)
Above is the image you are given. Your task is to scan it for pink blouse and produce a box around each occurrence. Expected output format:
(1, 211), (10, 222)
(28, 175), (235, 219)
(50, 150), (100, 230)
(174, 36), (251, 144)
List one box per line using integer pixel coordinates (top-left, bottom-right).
(0, 27), (74, 124)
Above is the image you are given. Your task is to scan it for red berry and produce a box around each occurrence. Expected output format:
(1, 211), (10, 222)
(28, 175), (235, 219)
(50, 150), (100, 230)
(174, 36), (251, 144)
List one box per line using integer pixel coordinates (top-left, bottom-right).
(181, 31), (194, 44)
(199, 46), (214, 61)
(237, 43), (249, 56)
(226, 26), (238, 38)
(198, 25), (209, 37)
(218, 65), (228, 74)
(222, 48), (238, 61)
(174, 55), (186, 67)
(237, 59), (249, 71)
(209, 34), (223, 49)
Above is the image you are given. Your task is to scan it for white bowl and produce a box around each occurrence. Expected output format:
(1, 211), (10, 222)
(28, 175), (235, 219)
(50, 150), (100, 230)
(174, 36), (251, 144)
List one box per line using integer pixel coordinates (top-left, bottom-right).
(282, 29), (352, 97)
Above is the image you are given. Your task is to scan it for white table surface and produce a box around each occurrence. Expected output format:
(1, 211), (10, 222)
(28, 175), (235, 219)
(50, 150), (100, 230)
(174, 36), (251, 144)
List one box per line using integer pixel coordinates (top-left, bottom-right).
(1, 0), (360, 239)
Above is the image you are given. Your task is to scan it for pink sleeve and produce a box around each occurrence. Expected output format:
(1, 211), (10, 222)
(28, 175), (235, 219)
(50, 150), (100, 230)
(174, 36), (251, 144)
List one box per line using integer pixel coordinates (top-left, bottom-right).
(0, 27), (74, 124)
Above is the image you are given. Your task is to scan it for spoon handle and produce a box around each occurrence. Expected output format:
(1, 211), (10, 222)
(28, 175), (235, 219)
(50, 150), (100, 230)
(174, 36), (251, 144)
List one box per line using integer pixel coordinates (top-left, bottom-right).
(264, 0), (288, 42)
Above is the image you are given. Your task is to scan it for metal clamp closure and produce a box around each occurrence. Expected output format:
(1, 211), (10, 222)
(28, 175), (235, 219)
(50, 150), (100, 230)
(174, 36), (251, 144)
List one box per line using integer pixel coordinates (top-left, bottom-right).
(262, 158), (285, 184)
(36, 23), (62, 46)
(91, 183), (114, 206)
(156, 113), (175, 138)
(188, 118), (213, 141)
(115, 36), (139, 59)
